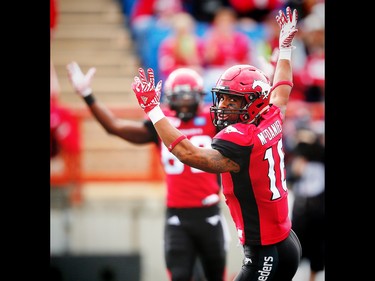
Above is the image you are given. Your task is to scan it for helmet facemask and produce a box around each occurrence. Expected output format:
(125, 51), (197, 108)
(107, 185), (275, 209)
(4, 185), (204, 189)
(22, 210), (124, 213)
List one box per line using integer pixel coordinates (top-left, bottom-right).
(210, 88), (264, 130)
(166, 90), (202, 122)
(163, 68), (205, 122)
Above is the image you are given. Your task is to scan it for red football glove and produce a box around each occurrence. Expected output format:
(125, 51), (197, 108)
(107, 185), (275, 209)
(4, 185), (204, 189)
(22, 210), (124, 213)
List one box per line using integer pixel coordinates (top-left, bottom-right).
(276, 6), (298, 49)
(132, 68), (162, 114)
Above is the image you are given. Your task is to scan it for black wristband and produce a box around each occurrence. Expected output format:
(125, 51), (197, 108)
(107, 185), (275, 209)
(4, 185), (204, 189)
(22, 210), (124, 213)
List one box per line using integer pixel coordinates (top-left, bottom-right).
(83, 94), (96, 106)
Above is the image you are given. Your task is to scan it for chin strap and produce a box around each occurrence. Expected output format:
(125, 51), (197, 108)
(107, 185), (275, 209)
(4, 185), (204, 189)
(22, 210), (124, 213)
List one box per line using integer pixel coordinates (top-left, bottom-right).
(270, 80), (293, 95)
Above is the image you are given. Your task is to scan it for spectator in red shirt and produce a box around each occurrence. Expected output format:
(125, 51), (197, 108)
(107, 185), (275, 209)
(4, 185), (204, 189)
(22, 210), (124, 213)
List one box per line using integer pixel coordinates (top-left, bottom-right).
(201, 7), (254, 103)
(130, 0), (184, 70)
(158, 12), (205, 83)
(203, 7), (251, 67)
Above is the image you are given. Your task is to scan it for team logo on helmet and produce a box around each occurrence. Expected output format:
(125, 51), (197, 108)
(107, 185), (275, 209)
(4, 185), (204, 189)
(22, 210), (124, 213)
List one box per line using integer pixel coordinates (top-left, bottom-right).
(253, 79), (271, 99)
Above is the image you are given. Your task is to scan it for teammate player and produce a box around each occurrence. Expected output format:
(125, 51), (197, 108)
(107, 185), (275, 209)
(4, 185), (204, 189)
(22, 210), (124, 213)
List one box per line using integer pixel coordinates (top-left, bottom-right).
(66, 65), (228, 281)
(131, 6), (302, 281)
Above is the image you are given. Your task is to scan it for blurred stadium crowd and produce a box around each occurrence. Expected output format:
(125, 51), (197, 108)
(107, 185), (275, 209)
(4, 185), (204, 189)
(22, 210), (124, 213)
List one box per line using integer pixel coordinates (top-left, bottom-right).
(51, 0), (324, 163)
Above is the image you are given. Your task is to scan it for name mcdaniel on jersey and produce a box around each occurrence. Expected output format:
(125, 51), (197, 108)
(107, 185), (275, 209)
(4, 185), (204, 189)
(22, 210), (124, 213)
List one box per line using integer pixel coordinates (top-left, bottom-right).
(257, 120), (282, 145)
(222, 119), (282, 146)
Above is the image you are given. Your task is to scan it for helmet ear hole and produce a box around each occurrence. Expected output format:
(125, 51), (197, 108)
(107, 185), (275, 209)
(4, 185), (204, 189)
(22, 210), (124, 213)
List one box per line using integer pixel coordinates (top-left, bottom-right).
(248, 93), (259, 102)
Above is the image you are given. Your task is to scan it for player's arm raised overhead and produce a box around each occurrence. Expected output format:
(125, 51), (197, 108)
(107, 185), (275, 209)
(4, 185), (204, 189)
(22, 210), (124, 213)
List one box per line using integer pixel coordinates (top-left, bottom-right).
(66, 61), (153, 143)
(132, 67), (240, 174)
(270, 6), (298, 118)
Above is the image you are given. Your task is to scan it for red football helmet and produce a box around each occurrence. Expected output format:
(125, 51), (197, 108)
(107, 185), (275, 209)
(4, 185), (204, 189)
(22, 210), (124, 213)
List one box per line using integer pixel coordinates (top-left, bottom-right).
(163, 68), (205, 122)
(210, 64), (271, 129)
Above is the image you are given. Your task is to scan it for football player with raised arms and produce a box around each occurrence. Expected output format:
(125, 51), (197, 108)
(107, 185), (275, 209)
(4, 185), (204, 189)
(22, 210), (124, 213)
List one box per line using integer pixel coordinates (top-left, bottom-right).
(66, 65), (229, 281)
(131, 6), (302, 281)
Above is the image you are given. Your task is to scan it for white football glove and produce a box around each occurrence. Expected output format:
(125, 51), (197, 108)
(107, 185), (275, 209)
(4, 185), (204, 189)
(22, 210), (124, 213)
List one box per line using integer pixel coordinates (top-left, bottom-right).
(66, 61), (96, 97)
(276, 6), (298, 49)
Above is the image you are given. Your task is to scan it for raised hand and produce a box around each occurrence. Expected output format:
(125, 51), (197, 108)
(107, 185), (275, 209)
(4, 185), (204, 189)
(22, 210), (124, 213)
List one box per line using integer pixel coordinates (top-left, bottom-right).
(132, 68), (162, 114)
(66, 61), (96, 97)
(276, 6), (298, 49)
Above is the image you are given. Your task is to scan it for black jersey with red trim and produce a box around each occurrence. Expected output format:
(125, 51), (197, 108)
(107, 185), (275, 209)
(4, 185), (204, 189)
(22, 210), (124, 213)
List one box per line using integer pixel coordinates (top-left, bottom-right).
(145, 105), (221, 208)
(211, 105), (291, 246)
